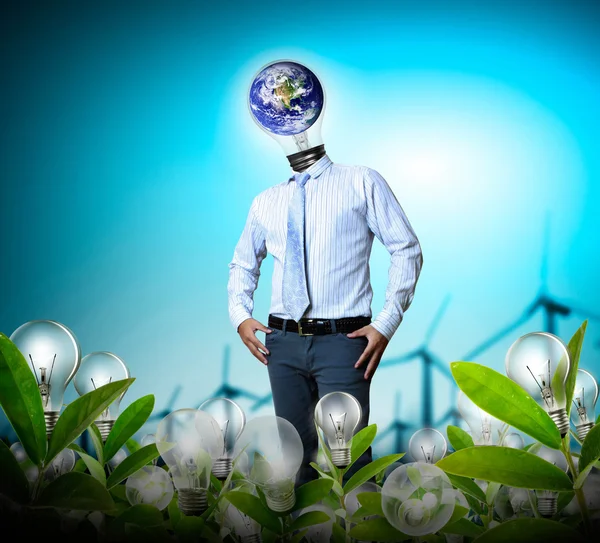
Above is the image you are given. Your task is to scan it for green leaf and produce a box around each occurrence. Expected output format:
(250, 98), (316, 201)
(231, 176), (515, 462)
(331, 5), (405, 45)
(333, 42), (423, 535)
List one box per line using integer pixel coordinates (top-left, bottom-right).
(343, 453), (404, 494)
(446, 473), (487, 503)
(357, 490), (384, 516)
(175, 515), (206, 543)
(447, 425), (474, 451)
(168, 495), (181, 529)
(575, 422), (600, 488)
(345, 423), (377, 472)
(110, 484), (128, 502)
(441, 517), (484, 538)
(87, 423), (104, 464)
(437, 446), (572, 490)
(290, 478), (334, 512)
(126, 437), (141, 454)
(104, 394), (154, 463)
(106, 443), (161, 488)
(331, 521), (346, 543)
(472, 517), (585, 542)
(348, 517), (410, 541)
(557, 490), (575, 513)
(289, 510), (330, 532)
(309, 462), (343, 496)
(451, 362), (561, 449)
(445, 504), (470, 526)
(290, 529), (309, 543)
(68, 443), (106, 485)
(107, 503), (164, 537)
(564, 321), (587, 418)
(0, 436), (30, 503)
(35, 471), (115, 510)
(46, 378), (135, 465)
(223, 490), (283, 534)
(0, 333), (47, 465)
(485, 481), (502, 505)
(315, 422), (340, 479)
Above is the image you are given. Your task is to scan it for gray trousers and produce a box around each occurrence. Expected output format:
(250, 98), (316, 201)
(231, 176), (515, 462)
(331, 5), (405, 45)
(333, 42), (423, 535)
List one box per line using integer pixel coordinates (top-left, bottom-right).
(265, 316), (373, 487)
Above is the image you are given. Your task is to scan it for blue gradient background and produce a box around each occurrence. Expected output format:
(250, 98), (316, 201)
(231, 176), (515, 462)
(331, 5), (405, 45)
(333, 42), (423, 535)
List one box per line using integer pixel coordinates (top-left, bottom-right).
(1, 0), (599, 453)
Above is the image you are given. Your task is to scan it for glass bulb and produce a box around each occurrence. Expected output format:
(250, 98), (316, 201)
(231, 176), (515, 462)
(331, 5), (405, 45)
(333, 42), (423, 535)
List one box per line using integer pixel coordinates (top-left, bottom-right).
(533, 445), (568, 517)
(45, 447), (76, 481)
(381, 462), (455, 536)
(198, 397), (246, 479)
(300, 503), (336, 543)
(345, 481), (381, 520)
(314, 391), (362, 468)
(10, 320), (81, 437)
(223, 481), (262, 543)
(501, 432), (525, 449)
(140, 433), (158, 465)
(156, 408), (224, 516)
(233, 415), (303, 513)
(457, 391), (508, 445)
(248, 59), (326, 159)
(570, 369), (599, 441)
(73, 351), (130, 441)
(126, 465), (174, 511)
(505, 332), (571, 436)
(108, 447), (128, 470)
(408, 428), (448, 463)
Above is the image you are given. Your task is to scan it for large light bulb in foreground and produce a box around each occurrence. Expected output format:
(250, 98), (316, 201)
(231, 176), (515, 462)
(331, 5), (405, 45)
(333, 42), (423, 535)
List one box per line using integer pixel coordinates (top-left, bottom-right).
(10, 320), (81, 437)
(314, 391), (362, 468)
(570, 369), (599, 441)
(156, 408), (224, 516)
(382, 462), (455, 536)
(534, 445), (568, 517)
(408, 428), (448, 463)
(505, 332), (571, 436)
(74, 351), (130, 440)
(457, 391), (508, 445)
(248, 59), (327, 171)
(233, 415), (303, 513)
(198, 397), (246, 480)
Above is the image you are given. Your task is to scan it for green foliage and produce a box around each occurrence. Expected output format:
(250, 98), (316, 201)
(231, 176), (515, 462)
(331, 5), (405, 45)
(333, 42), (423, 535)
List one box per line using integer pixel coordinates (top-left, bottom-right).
(36, 471), (115, 510)
(472, 517), (586, 542)
(0, 436), (29, 503)
(575, 422), (600, 489)
(349, 517), (410, 541)
(343, 453), (404, 493)
(223, 489), (283, 534)
(290, 477), (334, 511)
(447, 424), (475, 450)
(106, 443), (161, 488)
(565, 320), (588, 418)
(68, 443), (106, 484)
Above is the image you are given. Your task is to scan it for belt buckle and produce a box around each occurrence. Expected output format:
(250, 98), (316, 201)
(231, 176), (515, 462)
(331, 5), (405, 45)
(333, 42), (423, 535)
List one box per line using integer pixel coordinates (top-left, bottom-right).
(297, 320), (314, 336)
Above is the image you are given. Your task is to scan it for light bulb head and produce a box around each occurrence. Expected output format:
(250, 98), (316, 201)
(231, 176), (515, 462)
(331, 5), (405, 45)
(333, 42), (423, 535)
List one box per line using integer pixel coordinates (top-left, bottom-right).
(233, 415), (303, 513)
(505, 332), (571, 436)
(198, 397), (246, 479)
(126, 465), (174, 511)
(457, 390), (507, 445)
(533, 445), (568, 517)
(570, 368), (599, 441)
(74, 351), (130, 440)
(314, 391), (362, 468)
(248, 59), (326, 171)
(501, 432), (525, 449)
(10, 320), (81, 437)
(408, 428), (448, 463)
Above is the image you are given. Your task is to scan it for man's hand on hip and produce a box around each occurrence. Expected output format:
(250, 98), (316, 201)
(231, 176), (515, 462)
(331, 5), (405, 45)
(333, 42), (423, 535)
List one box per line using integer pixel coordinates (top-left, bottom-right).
(237, 318), (272, 365)
(347, 324), (389, 380)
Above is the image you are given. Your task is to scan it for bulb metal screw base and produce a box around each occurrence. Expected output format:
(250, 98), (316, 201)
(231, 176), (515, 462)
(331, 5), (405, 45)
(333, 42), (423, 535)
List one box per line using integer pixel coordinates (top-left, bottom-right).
(537, 496), (557, 517)
(95, 420), (115, 441)
(178, 489), (208, 516)
(265, 491), (296, 513)
(577, 422), (594, 441)
(331, 447), (351, 468)
(240, 534), (262, 543)
(212, 457), (233, 480)
(288, 144), (326, 172)
(44, 412), (60, 439)
(548, 408), (569, 437)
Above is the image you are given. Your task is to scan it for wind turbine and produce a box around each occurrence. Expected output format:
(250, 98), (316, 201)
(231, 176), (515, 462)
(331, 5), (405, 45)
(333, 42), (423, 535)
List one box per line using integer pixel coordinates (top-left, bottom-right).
(378, 295), (456, 428)
(374, 391), (415, 455)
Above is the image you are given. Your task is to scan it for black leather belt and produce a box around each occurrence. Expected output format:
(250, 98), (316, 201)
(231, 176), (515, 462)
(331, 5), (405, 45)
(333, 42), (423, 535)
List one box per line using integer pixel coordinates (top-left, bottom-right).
(268, 314), (371, 336)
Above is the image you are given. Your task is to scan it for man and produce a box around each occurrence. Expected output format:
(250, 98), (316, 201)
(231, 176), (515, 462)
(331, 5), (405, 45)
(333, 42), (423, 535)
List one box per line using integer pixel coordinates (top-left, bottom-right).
(227, 60), (423, 486)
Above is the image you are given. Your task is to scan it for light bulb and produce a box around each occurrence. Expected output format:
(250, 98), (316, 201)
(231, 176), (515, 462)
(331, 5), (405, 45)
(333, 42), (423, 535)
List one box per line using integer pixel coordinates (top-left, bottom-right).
(126, 465), (174, 511)
(533, 445), (568, 517)
(408, 428), (448, 463)
(457, 391), (508, 445)
(248, 59), (327, 171)
(570, 369), (599, 441)
(140, 433), (158, 465)
(233, 415), (303, 513)
(108, 448), (128, 470)
(74, 351), (130, 441)
(381, 462), (455, 536)
(10, 320), (81, 437)
(300, 503), (335, 543)
(45, 447), (76, 481)
(223, 481), (263, 543)
(314, 391), (362, 468)
(346, 480), (381, 543)
(156, 408), (224, 516)
(198, 397), (246, 480)
(505, 332), (571, 436)
(501, 432), (525, 449)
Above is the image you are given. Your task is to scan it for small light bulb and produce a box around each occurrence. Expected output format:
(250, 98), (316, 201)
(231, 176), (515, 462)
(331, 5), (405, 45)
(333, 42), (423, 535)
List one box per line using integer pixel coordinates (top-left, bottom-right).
(534, 446), (568, 517)
(408, 428), (447, 463)
(570, 369), (599, 441)
(126, 465), (174, 511)
(457, 391), (507, 445)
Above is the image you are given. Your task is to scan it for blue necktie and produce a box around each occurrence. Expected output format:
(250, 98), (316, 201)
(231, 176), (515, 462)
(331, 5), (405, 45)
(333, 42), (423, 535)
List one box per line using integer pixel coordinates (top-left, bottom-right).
(282, 171), (311, 322)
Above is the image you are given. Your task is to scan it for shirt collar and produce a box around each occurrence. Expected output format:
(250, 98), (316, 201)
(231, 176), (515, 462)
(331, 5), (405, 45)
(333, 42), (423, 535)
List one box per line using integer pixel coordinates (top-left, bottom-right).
(288, 153), (333, 182)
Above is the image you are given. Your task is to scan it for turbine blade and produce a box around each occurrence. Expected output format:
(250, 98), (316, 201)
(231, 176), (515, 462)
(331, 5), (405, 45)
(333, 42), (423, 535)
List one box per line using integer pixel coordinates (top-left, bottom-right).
(379, 348), (422, 368)
(424, 294), (451, 345)
(462, 312), (531, 360)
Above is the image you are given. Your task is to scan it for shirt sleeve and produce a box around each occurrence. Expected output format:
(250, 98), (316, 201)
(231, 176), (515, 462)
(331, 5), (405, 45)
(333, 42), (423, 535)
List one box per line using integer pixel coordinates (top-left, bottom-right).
(364, 167), (423, 341)
(227, 197), (268, 332)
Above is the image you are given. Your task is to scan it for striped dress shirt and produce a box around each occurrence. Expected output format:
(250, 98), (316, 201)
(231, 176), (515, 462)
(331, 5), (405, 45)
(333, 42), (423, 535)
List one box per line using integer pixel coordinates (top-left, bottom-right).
(227, 154), (423, 341)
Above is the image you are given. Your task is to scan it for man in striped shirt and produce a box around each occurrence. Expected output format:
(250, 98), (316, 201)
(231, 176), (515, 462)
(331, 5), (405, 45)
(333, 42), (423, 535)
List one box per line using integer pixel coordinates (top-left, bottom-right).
(227, 149), (423, 486)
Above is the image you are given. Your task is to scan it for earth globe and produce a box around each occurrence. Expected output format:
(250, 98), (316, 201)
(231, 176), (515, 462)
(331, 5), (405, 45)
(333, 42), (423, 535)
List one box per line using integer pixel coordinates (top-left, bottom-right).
(248, 59), (327, 170)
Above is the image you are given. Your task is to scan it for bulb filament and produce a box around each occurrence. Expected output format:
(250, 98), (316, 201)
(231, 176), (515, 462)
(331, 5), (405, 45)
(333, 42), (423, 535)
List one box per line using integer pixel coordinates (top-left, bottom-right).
(91, 376), (113, 418)
(526, 359), (555, 410)
(573, 388), (588, 423)
(29, 354), (56, 409)
(328, 412), (347, 448)
(420, 445), (436, 463)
